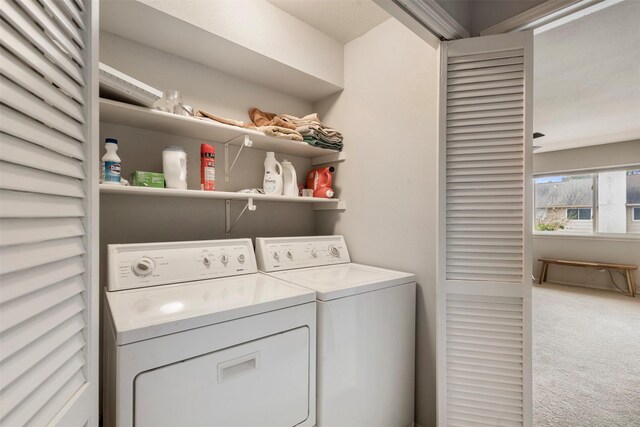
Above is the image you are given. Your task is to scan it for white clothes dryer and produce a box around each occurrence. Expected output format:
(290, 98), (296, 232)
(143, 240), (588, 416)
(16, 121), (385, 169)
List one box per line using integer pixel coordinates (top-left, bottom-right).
(103, 239), (316, 427)
(256, 235), (416, 427)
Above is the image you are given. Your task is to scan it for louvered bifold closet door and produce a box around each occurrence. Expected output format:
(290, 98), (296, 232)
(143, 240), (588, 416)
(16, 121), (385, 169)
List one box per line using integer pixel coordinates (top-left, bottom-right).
(437, 32), (533, 427)
(0, 0), (97, 426)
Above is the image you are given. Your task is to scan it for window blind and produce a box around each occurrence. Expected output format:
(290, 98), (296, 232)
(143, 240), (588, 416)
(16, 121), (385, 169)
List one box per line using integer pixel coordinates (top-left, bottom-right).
(438, 32), (533, 427)
(445, 48), (525, 283)
(0, 0), (96, 425)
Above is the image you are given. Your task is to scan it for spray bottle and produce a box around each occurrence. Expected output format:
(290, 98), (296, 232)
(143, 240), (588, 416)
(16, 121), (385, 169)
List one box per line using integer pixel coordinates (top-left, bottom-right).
(200, 144), (215, 191)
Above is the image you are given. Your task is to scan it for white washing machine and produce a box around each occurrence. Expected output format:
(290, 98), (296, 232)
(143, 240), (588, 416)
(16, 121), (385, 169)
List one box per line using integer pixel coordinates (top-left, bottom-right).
(256, 235), (416, 427)
(103, 239), (317, 427)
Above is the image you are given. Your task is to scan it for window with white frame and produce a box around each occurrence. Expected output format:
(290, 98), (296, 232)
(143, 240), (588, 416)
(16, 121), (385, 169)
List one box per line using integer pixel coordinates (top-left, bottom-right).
(567, 208), (592, 220)
(534, 168), (640, 235)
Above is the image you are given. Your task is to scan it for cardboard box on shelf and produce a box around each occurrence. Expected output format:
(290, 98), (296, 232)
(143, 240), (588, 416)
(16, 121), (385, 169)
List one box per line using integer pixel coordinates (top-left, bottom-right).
(130, 171), (164, 188)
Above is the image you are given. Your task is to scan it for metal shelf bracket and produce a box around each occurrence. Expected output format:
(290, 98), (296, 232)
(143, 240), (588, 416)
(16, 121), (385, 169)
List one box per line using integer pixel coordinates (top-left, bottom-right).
(224, 134), (253, 182)
(225, 198), (257, 236)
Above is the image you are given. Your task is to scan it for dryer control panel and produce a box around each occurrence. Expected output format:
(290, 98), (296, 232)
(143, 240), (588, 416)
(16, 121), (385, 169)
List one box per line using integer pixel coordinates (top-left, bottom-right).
(255, 236), (350, 272)
(108, 239), (256, 291)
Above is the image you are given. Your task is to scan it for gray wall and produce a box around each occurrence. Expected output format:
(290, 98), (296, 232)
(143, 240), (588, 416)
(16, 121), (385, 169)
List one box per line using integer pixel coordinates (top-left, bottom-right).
(533, 140), (640, 292)
(533, 236), (639, 292)
(100, 31), (314, 121)
(534, 139), (640, 175)
(313, 18), (440, 427)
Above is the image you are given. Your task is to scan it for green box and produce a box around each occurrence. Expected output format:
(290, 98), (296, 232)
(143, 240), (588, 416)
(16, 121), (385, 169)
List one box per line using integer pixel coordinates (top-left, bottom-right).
(129, 171), (164, 188)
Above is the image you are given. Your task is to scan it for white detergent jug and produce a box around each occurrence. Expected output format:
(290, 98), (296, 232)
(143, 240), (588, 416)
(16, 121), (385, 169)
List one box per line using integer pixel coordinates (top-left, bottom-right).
(163, 146), (188, 189)
(282, 160), (298, 197)
(263, 152), (283, 195)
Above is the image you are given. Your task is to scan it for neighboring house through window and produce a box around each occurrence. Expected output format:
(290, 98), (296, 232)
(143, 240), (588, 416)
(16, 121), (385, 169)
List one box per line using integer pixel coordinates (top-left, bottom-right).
(627, 171), (640, 233)
(534, 174), (593, 233)
(534, 169), (640, 234)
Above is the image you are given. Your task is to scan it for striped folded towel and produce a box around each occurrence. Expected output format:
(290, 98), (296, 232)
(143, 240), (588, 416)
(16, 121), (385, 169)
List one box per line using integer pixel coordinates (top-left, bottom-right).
(303, 136), (342, 151)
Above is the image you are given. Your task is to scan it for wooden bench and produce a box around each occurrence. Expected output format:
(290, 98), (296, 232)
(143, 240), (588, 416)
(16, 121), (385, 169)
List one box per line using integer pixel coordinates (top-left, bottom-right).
(538, 258), (637, 297)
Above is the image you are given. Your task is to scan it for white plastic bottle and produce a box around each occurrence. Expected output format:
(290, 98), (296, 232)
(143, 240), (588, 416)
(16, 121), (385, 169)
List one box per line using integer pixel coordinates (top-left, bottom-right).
(263, 152), (283, 195)
(282, 160), (298, 197)
(102, 138), (121, 184)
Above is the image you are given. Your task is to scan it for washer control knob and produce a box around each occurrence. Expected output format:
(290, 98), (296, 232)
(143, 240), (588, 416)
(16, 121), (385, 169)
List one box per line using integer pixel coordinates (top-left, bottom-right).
(133, 257), (155, 277)
(286, 250), (293, 259)
(273, 252), (279, 260)
(238, 254), (246, 263)
(329, 245), (340, 257)
(311, 249), (318, 257)
(220, 254), (229, 265)
(202, 257), (211, 267)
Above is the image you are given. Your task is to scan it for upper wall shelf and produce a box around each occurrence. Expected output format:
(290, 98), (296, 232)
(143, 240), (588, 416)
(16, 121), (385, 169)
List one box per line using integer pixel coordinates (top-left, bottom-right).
(100, 98), (345, 160)
(99, 0), (343, 102)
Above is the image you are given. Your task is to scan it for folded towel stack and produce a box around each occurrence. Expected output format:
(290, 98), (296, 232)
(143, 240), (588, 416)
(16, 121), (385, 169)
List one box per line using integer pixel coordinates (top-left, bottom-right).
(281, 113), (343, 151)
(243, 107), (303, 141)
(245, 108), (343, 150)
(257, 125), (303, 141)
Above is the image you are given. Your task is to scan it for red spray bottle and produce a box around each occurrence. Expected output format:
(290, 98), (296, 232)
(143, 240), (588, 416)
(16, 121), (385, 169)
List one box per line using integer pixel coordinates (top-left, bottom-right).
(200, 144), (215, 191)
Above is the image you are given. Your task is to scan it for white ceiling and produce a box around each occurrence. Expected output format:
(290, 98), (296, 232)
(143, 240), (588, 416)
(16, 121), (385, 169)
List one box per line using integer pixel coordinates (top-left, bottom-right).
(533, 0), (640, 152)
(266, 0), (389, 44)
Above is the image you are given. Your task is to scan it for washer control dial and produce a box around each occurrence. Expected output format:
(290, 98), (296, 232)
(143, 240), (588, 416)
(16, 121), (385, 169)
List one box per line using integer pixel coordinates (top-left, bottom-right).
(237, 254), (246, 263)
(273, 252), (279, 260)
(286, 250), (293, 259)
(132, 257), (155, 277)
(311, 248), (318, 258)
(329, 245), (340, 257)
(220, 254), (229, 265)
(202, 256), (211, 267)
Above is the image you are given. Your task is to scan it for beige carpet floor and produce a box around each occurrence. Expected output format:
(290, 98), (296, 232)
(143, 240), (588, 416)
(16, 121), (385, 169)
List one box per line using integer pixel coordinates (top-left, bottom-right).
(533, 283), (640, 426)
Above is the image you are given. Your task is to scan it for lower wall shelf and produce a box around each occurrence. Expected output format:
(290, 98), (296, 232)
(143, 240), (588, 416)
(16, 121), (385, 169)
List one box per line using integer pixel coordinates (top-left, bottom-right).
(99, 184), (346, 211)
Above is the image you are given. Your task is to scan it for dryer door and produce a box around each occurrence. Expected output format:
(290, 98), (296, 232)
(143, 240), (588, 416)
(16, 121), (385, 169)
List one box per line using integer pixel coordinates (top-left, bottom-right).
(134, 327), (310, 427)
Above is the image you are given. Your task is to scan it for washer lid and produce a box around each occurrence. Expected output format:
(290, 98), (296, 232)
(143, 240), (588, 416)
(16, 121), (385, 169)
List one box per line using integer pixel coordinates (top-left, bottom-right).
(106, 273), (315, 345)
(266, 263), (415, 301)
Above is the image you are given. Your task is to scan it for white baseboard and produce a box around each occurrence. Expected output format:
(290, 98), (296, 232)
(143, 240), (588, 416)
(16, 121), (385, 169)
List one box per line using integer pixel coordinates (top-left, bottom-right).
(538, 279), (634, 296)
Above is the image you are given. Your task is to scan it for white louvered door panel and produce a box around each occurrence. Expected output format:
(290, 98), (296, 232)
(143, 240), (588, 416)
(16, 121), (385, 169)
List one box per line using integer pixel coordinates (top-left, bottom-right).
(0, 0), (98, 426)
(437, 32), (533, 427)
